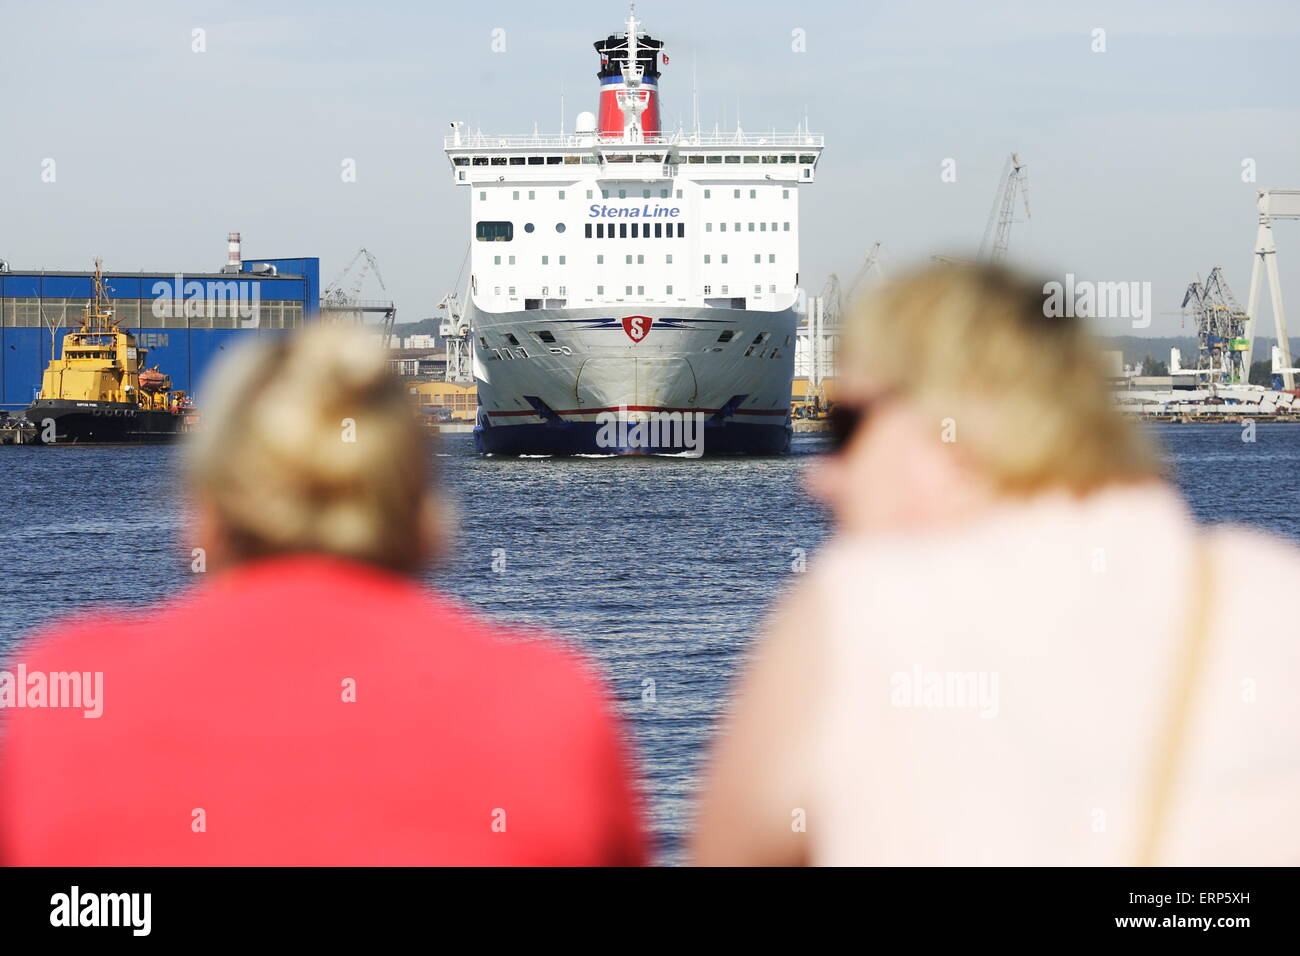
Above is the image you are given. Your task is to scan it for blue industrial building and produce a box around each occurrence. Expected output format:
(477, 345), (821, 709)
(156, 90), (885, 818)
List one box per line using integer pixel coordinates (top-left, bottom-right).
(0, 254), (319, 411)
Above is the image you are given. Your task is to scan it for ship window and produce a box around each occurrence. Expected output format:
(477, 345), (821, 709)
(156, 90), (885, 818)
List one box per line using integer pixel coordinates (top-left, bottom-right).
(558, 191), (566, 199)
(666, 254), (672, 263)
(542, 256), (548, 265)
(704, 189), (711, 199)
(706, 155), (722, 164)
(800, 155), (816, 164)
(637, 286), (644, 295)
(717, 330), (735, 343)
(666, 285), (673, 294)
(566, 157), (582, 165)
(452, 157), (469, 166)
(783, 189), (790, 199)
(642, 189), (651, 198)
(625, 286), (633, 295)
(512, 191), (520, 199)
(637, 255), (644, 264)
(707, 223), (713, 233)
(721, 255), (728, 264)
(762, 155), (778, 164)
(704, 255), (711, 264)
(490, 157), (507, 165)
(472, 157), (489, 166)
(597, 285), (604, 295)
(660, 189), (669, 197)
(596, 223), (605, 238)
(506, 334), (520, 346)
(769, 254), (776, 263)
(559, 255), (565, 265)
(524, 223), (535, 233)
(631, 224), (639, 238)
(581, 155), (598, 164)
(619, 223), (627, 238)
(493, 255), (501, 265)
(626, 255), (633, 265)
(528, 191), (535, 200)
(687, 155), (704, 164)
(527, 157), (544, 165)
(734, 189), (740, 199)
(479, 191), (486, 200)
(754, 255), (761, 263)
(743, 155), (759, 164)
(703, 285), (712, 295)
(597, 254), (604, 264)
(720, 223), (726, 232)
(784, 222), (790, 231)
(555, 223), (566, 233)
(781, 155), (797, 164)
(546, 156), (562, 165)
(509, 157), (525, 166)
(676, 223), (684, 237)
(585, 223), (592, 238)
(750, 189), (757, 199)
(655, 223), (662, 238)
(475, 221), (514, 242)
(725, 155), (740, 164)
(618, 189), (626, 198)
(534, 330), (556, 343)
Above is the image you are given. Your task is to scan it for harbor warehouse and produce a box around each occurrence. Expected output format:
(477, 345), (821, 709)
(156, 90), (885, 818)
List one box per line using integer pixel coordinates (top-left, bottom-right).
(0, 254), (319, 411)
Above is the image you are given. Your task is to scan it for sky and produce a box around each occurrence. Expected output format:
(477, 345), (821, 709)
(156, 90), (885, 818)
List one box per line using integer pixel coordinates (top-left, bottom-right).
(1, 0), (1298, 337)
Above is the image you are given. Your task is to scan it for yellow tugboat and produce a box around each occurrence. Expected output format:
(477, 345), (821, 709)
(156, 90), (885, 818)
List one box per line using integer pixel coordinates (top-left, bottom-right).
(26, 259), (195, 444)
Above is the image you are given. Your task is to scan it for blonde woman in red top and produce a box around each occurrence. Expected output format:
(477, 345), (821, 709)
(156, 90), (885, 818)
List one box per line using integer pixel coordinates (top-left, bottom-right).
(0, 326), (644, 866)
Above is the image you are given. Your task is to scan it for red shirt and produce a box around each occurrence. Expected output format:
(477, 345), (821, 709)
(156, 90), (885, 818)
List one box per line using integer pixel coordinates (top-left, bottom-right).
(0, 555), (645, 866)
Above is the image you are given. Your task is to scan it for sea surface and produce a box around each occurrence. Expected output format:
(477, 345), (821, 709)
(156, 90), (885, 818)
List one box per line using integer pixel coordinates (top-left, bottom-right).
(2, 424), (1298, 864)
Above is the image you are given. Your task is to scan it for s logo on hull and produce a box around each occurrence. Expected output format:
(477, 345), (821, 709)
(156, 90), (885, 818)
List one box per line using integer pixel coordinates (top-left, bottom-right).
(621, 315), (654, 343)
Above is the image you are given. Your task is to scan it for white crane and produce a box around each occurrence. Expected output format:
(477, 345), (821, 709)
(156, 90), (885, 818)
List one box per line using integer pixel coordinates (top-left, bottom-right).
(979, 153), (1030, 263)
(1241, 189), (1300, 390)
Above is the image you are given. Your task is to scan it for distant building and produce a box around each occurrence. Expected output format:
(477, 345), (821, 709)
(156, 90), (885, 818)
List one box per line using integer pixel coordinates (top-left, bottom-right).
(388, 349), (447, 378)
(409, 381), (477, 421)
(401, 333), (438, 350)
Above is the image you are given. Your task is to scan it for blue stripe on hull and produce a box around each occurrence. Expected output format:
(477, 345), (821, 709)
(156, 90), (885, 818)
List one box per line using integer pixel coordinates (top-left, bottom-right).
(474, 419), (791, 456)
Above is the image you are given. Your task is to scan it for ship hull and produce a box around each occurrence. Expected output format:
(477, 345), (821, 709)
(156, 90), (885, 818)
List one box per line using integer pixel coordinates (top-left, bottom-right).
(25, 399), (185, 445)
(469, 301), (797, 456)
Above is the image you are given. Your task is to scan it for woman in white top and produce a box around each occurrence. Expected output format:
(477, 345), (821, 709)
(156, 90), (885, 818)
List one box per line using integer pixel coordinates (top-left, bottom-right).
(693, 262), (1300, 866)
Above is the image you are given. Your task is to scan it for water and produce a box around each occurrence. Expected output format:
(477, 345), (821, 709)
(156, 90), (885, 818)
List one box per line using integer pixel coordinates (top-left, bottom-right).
(2, 424), (1298, 864)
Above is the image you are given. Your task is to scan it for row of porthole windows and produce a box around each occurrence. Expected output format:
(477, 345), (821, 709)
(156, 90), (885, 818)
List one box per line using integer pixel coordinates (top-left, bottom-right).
(706, 222), (791, 233)
(455, 154), (816, 167)
(585, 222), (686, 239)
(702, 254), (779, 264)
(703, 189), (792, 200)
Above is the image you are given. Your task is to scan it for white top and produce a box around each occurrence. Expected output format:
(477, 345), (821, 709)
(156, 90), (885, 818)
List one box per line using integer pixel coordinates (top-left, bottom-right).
(806, 485), (1300, 865)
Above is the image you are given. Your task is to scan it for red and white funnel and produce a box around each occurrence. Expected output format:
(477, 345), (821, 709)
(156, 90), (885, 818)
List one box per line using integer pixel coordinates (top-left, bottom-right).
(594, 4), (665, 142)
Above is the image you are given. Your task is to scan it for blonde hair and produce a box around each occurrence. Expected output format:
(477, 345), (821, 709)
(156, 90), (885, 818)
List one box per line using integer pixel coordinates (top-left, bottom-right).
(840, 262), (1161, 495)
(186, 324), (438, 574)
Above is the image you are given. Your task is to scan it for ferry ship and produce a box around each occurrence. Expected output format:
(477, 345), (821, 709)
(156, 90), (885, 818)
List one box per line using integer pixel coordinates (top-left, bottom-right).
(443, 4), (823, 455)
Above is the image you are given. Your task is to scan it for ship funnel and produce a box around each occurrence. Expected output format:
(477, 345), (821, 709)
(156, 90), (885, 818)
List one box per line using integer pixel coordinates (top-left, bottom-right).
(225, 232), (242, 273)
(594, 7), (665, 140)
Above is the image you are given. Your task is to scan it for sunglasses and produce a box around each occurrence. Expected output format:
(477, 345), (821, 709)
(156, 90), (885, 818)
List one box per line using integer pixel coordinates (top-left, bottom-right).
(827, 392), (895, 454)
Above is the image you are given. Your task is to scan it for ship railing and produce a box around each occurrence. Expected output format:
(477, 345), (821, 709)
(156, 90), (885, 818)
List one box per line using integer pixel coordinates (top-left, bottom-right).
(444, 131), (824, 149)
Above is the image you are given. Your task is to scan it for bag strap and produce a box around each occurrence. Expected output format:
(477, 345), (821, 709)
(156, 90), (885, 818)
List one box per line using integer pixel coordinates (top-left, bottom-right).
(1135, 536), (1214, 867)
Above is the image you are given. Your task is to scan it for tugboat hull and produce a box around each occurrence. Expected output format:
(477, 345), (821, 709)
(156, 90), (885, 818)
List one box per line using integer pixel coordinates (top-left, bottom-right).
(25, 399), (184, 445)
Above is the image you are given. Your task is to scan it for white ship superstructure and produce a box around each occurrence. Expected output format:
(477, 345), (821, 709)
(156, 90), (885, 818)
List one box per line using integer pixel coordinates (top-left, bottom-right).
(444, 5), (822, 454)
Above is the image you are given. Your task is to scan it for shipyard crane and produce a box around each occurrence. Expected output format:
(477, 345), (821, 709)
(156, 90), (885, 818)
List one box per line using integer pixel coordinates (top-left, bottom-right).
(1180, 267), (1250, 384)
(1241, 189), (1300, 390)
(979, 153), (1030, 263)
(320, 247), (398, 348)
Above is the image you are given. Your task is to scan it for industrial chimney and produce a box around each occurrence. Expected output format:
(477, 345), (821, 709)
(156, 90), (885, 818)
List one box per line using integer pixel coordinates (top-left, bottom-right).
(224, 232), (242, 273)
